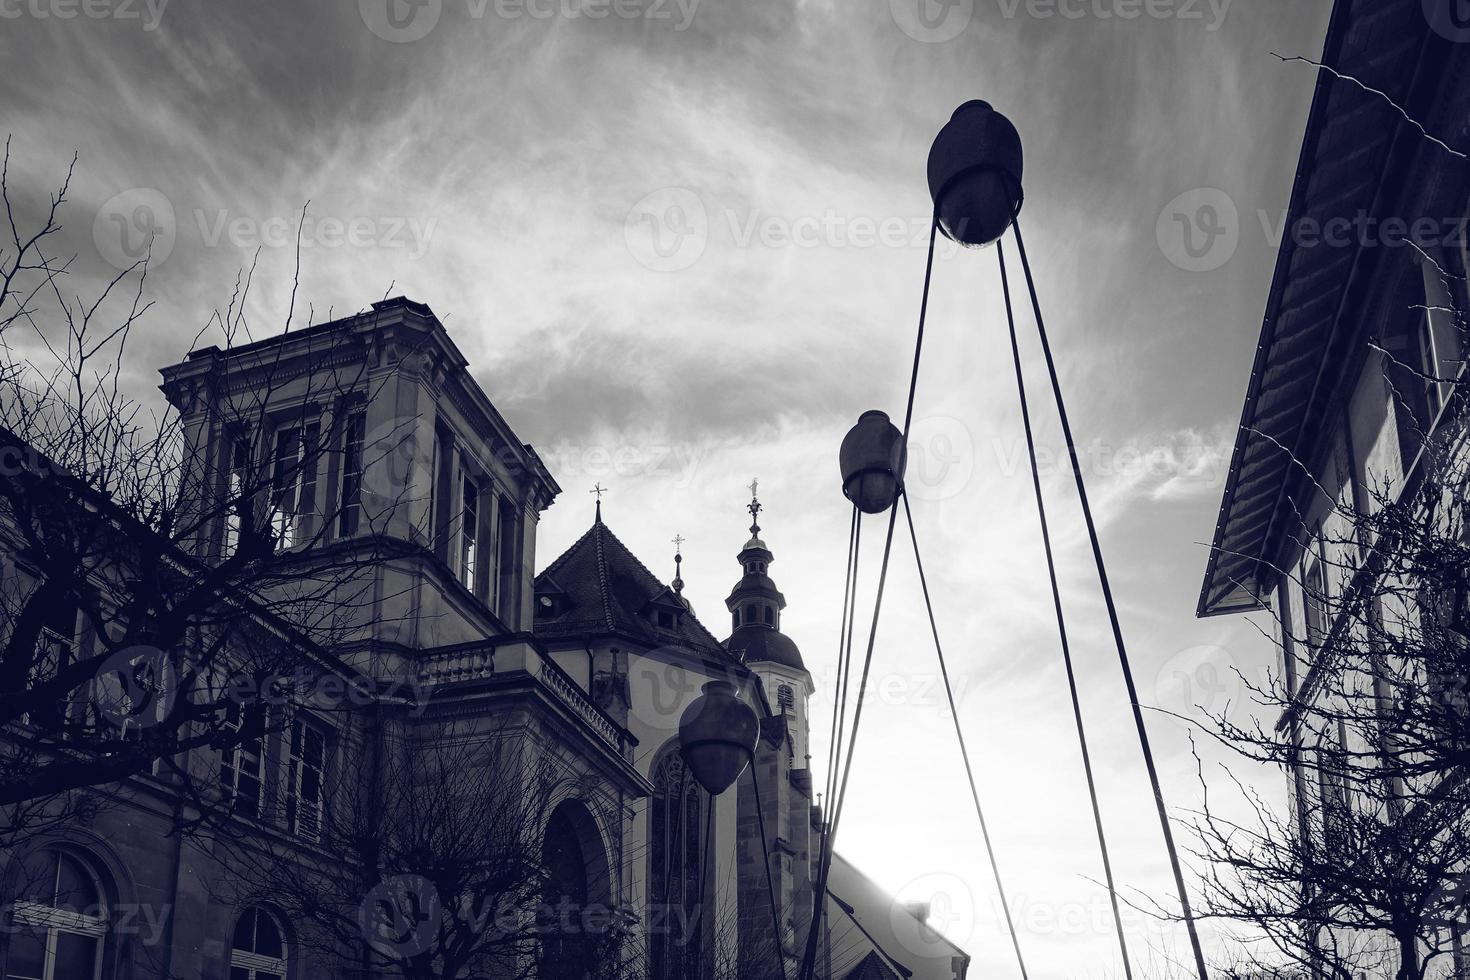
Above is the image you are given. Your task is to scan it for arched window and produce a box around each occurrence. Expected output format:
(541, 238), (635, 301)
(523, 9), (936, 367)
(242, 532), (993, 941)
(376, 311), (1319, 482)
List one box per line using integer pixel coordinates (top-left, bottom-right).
(777, 684), (795, 713)
(649, 752), (704, 980)
(763, 605), (774, 625)
(6, 848), (108, 980)
(540, 805), (593, 976)
(231, 907), (287, 980)
(745, 603), (758, 624)
(732, 609), (741, 629)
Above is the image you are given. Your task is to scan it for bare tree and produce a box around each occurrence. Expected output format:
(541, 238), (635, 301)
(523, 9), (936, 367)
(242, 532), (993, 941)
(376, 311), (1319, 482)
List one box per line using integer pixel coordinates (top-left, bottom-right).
(0, 142), (422, 843)
(216, 717), (646, 980)
(1187, 228), (1470, 979)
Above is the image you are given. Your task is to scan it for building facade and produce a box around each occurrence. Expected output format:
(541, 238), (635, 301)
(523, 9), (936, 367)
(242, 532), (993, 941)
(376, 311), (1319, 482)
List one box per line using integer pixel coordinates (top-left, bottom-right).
(0, 296), (967, 980)
(1198, 0), (1470, 974)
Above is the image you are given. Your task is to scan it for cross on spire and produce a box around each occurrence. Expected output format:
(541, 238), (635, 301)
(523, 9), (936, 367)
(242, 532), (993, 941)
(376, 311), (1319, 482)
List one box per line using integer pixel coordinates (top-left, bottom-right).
(746, 477), (762, 536)
(672, 533), (686, 596)
(589, 483), (608, 522)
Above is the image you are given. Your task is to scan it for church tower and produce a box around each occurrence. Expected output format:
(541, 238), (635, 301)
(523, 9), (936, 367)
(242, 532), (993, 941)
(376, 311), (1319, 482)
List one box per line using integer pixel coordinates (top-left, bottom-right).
(723, 481), (813, 768)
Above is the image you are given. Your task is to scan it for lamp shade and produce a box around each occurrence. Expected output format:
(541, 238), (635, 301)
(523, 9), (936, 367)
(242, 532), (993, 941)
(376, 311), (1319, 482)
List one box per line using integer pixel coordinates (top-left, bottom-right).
(927, 100), (1023, 248)
(678, 681), (758, 796)
(839, 410), (906, 514)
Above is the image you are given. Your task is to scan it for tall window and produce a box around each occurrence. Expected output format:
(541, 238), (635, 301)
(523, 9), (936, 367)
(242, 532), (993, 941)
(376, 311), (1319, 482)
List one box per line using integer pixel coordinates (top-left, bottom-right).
(4, 849), (107, 980)
(286, 716), (328, 842)
(22, 600), (76, 728)
(220, 703), (265, 818)
(496, 494), (517, 617)
(270, 423), (318, 550)
(231, 907), (287, 980)
(337, 409), (366, 538)
(1302, 555), (1329, 654)
(223, 433), (251, 557)
(460, 473), (479, 593)
(649, 752), (704, 980)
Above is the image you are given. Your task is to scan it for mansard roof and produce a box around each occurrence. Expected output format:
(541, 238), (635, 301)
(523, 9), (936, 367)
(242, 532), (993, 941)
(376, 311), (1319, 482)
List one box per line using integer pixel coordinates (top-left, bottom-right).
(532, 517), (732, 660)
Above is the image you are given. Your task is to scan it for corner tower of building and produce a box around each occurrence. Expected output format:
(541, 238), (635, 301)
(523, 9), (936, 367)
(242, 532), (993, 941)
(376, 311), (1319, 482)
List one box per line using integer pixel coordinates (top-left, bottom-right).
(723, 481), (813, 768)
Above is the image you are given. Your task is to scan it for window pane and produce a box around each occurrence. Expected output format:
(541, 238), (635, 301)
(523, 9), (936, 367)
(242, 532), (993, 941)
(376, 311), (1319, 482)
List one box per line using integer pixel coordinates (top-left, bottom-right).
(53, 931), (100, 978)
(255, 911), (284, 958)
(230, 969), (250, 980)
(55, 854), (99, 912)
(4, 925), (46, 980)
(232, 908), (256, 951)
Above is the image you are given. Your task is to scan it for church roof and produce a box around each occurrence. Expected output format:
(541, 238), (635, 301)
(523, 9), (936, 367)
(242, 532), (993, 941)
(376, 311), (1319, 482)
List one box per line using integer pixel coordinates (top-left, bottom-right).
(842, 951), (902, 980)
(725, 624), (805, 672)
(533, 517), (731, 660)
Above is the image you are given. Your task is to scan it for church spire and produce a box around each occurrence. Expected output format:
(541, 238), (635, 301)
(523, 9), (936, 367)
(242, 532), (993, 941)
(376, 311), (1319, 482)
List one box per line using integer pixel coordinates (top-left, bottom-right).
(725, 480), (789, 638)
(671, 533), (686, 598)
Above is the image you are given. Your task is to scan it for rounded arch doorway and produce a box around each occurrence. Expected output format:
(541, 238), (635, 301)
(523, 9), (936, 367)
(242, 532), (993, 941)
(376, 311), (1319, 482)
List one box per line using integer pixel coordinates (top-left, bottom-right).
(539, 799), (611, 979)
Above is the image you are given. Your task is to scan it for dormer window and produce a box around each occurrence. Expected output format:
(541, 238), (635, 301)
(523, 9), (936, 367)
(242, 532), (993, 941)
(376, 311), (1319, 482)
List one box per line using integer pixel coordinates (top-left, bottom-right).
(657, 610), (675, 630)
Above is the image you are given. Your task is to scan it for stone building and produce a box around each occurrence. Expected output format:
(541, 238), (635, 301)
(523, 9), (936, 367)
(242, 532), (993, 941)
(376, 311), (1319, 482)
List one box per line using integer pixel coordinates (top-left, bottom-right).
(0, 296), (968, 980)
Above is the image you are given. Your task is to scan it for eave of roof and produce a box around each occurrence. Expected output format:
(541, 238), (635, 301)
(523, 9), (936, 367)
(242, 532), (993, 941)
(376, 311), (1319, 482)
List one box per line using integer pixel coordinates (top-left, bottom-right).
(1197, 0), (1437, 617)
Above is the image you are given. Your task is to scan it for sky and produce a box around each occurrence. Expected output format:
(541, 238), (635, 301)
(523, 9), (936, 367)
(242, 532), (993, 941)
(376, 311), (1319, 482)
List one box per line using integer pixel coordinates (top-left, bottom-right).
(0, 0), (1335, 975)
